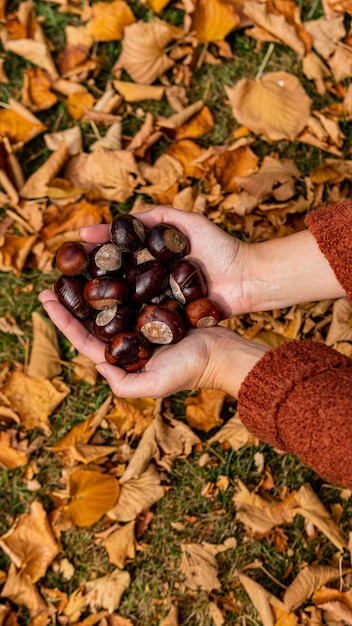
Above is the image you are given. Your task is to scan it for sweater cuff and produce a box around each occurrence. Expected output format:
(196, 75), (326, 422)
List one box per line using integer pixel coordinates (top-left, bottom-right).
(237, 340), (351, 449)
(304, 199), (352, 301)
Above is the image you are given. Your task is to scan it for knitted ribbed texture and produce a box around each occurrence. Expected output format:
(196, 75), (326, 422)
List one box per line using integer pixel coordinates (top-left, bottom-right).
(305, 199), (352, 301)
(238, 201), (352, 487)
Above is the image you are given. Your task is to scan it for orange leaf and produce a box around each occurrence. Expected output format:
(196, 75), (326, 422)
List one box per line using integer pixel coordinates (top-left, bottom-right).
(214, 145), (259, 193)
(65, 469), (120, 526)
(143, 0), (171, 12)
(86, 0), (136, 41)
(0, 108), (46, 144)
(0, 232), (37, 276)
(175, 105), (214, 140)
(185, 389), (226, 432)
(67, 91), (96, 120)
(22, 68), (58, 112)
(40, 199), (112, 242)
(166, 139), (207, 178)
(0, 432), (28, 469)
(191, 0), (240, 43)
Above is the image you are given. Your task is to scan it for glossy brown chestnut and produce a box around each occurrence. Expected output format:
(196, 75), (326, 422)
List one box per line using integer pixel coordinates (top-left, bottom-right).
(92, 303), (137, 342)
(83, 277), (129, 310)
(105, 331), (153, 371)
(185, 297), (224, 327)
(54, 274), (91, 319)
(109, 214), (145, 252)
(88, 243), (123, 278)
(55, 242), (89, 276)
(126, 260), (169, 303)
(169, 260), (207, 305)
(137, 304), (186, 344)
(145, 223), (190, 262)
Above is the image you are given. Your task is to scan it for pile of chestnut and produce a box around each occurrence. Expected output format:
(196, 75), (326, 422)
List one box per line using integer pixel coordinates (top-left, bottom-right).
(54, 214), (224, 372)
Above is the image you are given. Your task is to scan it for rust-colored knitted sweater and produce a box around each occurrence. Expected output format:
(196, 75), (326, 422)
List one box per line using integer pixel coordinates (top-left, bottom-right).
(238, 199), (352, 487)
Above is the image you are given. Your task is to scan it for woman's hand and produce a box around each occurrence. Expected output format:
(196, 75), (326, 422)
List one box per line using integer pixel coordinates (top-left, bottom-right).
(39, 289), (268, 399)
(79, 207), (253, 318)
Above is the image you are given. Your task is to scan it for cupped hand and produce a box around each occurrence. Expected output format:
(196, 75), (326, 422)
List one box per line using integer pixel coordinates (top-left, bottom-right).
(39, 289), (268, 399)
(79, 206), (253, 318)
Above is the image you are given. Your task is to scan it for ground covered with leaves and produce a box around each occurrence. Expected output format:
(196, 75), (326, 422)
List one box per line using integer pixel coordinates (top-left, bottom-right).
(1, 0), (352, 624)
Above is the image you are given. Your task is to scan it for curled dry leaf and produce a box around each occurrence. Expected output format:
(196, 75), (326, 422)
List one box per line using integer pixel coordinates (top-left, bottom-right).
(4, 37), (58, 79)
(86, 0), (136, 41)
(191, 0), (240, 43)
(106, 396), (156, 439)
(64, 150), (144, 202)
(113, 20), (175, 84)
(0, 501), (59, 582)
(0, 107), (46, 144)
(85, 569), (131, 613)
(238, 573), (287, 626)
(226, 71), (311, 142)
(90, 122), (122, 152)
(235, 155), (300, 203)
(40, 199), (112, 243)
(0, 232), (37, 275)
(185, 389), (226, 432)
(208, 411), (254, 451)
(313, 586), (352, 623)
(0, 431), (28, 469)
(27, 311), (62, 380)
(108, 464), (165, 522)
(20, 141), (69, 200)
(66, 91), (96, 120)
(232, 479), (297, 534)
(284, 565), (343, 612)
(44, 126), (82, 157)
(139, 153), (184, 195)
(64, 469), (120, 527)
(101, 520), (136, 568)
(1, 563), (48, 617)
(113, 79), (165, 102)
(22, 68), (58, 112)
(326, 297), (352, 345)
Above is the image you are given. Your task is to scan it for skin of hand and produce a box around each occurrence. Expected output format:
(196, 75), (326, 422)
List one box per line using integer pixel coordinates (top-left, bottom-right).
(38, 289), (268, 398)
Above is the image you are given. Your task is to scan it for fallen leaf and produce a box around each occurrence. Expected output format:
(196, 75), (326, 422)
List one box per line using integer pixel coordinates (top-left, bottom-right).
(185, 389), (226, 432)
(0, 107), (46, 144)
(226, 72), (311, 142)
(159, 604), (178, 626)
(85, 569), (131, 613)
(20, 141), (69, 199)
(108, 464), (165, 522)
(325, 297), (352, 345)
(284, 565), (343, 612)
(106, 396), (156, 438)
(27, 312), (62, 379)
(40, 199), (112, 243)
(179, 543), (221, 591)
(191, 0), (239, 43)
(66, 91), (96, 120)
(1, 563), (48, 617)
(64, 469), (120, 527)
(208, 411), (254, 450)
(0, 232), (37, 275)
(313, 586), (352, 623)
(113, 80), (165, 102)
(238, 572), (287, 626)
(3, 37), (58, 78)
(113, 20), (175, 84)
(233, 479), (297, 534)
(0, 432), (29, 469)
(86, 0), (136, 41)
(102, 520), (136, 568)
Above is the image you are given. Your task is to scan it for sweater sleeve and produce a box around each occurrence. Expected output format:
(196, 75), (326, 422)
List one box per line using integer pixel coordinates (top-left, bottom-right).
(237, 200), (352, 488)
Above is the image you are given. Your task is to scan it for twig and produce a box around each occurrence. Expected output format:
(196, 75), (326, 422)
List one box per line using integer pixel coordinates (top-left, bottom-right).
(255, 43), (275, 80)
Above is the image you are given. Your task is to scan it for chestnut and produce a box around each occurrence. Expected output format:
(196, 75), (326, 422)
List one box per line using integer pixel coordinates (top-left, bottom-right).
(137, 304), (186, 344)
(88, 243), (123, 278)
(92, 303), (137, 342)
(55, 242), (89, 276)
(104, 331), (153, 371)
(169, 260), (207, 305)
(185, 298), (224, 327)
(54, 274), (91, 319)
(83, 277), (129, 310)
(109, 214), (145, 252)
(126, 260), (169, 303)
(145, 223), (190, 262)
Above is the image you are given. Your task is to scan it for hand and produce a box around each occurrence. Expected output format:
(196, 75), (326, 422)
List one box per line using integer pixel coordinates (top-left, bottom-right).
(79, 206), (252, 318)
(38, 289), (268, 398)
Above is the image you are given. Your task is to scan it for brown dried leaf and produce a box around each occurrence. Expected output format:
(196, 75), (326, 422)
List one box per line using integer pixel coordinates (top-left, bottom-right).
(85, 569), (130, 613)
(64, 150), (144, 202)
(166, 139), (207, 179)
(185, 389), (226, 432)
(226, 72), (311, 142)
(20, 141), (69, 199)
(27, 312), (62, 379)
(106, 396), (156, 438)
(44, 126), (82, 156)
(215, 145), (259, 193)
(108, 464), (165, 522)
(0, 432), (29, 469)
(113, 20), (175, 84)
(0, 107), (46, 144)
(65, 469), (120, 527)
(232, 479), (297, 533)
(22, 68), (57, 112)
(113, 80), (164, 101)
(1, 370), (70, 434)
(66, 91), (96, 120)
(0, 232), (37, 275)
(159, 605), (178, 626)
(179, 543), (221, 591)
(71, 352), (98, 385)
(208, 411), (254, 450)
(40, 199), (112, 243)
(0, 501), (59, 582)
(313, 586), (352, 623)
(238, 573), (287, 626)
(235, 155), (300, 203)
(86, 0), (136, 41)
(284, 567), (344, 612)
(191, 0), (239, 43)
(304, 16), (345, 60)
(326, 298), (352, 345)
(174, 105), (214, 140)
(3, 38), (58, 78)
(139, 154), (184, 195)
(1, 563), (48, 617)
(294, 483), (347, 550)
(102, 520), (136, 568)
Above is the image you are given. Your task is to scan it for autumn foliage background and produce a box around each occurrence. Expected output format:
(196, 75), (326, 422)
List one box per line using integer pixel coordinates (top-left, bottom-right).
(1, 0), (352, 624)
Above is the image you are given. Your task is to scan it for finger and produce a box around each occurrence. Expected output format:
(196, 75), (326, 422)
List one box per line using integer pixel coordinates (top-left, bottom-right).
(39, 292), (106, 364)
(79, 224), (110, 243)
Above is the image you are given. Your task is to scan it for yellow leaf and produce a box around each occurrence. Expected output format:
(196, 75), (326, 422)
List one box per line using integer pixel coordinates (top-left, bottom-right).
(113, 79), (165, 102)
(114, 20), (175, 84)
(294, 483), (347, 551)
(1, 563), (48, 617)
(86, 0), (136, 41)
(65, 469), (120, 526)
(0, 108), (46, 144)
(214, 145), (259, 193)
(106, 396), (156, 438)
(27, 312), (62, 380)
(0, 432), (28, 469)
(185, 389), (226, 432)
(175, 105), (214, 140)
(40, 199), (112, 242)
(191, 0), (240, 43)
(85, 569), (130, 613)
(143, 0), (171, 12)
(226, 71), (311, 142)
(67, 91), (96, 120)
(52, 395), (112, 454)
(22, 68), (58, 112)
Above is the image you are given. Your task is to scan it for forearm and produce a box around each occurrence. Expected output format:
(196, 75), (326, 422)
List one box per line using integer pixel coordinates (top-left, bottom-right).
(245, 228), (346, 313)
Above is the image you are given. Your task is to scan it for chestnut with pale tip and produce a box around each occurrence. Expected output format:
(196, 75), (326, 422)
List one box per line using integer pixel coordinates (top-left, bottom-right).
(169, 259), (207, 305)
(105, 330), (153, 371)
(83, 276), (129, 310)
(55, 242), (89, 276)
(109, 214), (145, 252)
(145, 223), (190, 262)
(54, 274), (91, 319)
(137, 304), (187, 344)
(185, 297), (224, 327)
(92, 302), (137, 342)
